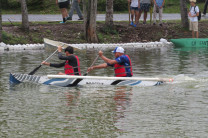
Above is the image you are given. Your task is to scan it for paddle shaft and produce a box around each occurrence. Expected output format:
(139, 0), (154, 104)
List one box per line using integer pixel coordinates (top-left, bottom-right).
(28, 49), (58, 75)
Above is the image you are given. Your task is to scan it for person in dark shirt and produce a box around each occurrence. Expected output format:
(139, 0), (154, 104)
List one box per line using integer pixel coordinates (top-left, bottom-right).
(87, 47), (133, 77)
(42, 46), (81, 75)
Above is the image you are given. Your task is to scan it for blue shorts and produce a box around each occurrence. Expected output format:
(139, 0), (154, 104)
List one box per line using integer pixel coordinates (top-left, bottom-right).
(139, 3), (150, 12)
(130, 6), (139, 11)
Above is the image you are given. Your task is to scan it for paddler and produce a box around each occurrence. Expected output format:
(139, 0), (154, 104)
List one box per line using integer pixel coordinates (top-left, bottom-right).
(42, 46), (81, 75)
(87, 47), (133, 77)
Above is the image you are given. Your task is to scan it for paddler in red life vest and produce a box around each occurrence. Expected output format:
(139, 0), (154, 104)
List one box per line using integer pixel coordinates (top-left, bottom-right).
(87, 47), (133, 77)
(42, 46), (81, 75)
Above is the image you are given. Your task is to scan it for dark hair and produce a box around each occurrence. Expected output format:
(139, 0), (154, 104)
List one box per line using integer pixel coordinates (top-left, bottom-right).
(64, 46), (74, 54)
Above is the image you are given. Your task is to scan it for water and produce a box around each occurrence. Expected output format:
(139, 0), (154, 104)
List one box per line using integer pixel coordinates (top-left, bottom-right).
(0, 47), (208, 137)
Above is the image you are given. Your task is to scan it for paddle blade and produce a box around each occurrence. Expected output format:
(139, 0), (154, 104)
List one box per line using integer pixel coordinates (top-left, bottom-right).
(28, 65), (42, 75)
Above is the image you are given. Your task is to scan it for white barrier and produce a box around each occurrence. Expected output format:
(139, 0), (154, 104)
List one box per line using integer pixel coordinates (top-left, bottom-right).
(0, 42), (44, 51)
(0, 38), (173, 52)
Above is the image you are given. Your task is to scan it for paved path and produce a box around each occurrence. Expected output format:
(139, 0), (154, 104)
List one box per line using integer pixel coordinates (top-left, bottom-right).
(2, 14), (208, 22)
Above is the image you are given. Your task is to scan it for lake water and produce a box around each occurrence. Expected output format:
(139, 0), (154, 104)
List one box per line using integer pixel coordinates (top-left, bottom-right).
(0, 47), (208, 137)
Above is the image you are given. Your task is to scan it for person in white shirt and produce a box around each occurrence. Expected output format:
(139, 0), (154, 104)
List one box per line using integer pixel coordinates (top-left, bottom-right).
(128, 0), (139, 27)
(188, 0), (199, 38)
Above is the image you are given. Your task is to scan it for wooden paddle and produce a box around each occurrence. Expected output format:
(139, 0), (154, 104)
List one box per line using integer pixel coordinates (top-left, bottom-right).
(28, 49), (58, 75)
(83, 51), (100, 76)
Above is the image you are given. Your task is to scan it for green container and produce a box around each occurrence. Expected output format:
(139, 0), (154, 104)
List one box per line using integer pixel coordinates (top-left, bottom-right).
(170, 38), (208, 48)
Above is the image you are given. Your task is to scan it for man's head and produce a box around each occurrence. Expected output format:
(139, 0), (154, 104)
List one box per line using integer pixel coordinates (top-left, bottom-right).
(190, 0), (196, 6)
(112, 47), (124, 58)
(65, 46), (74, 56)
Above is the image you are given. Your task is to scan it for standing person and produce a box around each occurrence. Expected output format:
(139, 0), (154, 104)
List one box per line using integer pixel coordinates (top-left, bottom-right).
(67, 0), (83, 20)
(42, 46), (81, 75)
(128, 0), (139, 27)
(188, 0), (199, 38)
(153, 0), (165, 26)
(56, 0), (69, 23)
(87, 47), (133, 77)
(202, 0), (208, 16)
(138, 0), (151, 24)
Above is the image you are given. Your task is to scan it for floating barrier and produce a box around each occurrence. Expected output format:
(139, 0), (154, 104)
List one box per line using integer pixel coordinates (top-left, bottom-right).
(0, 38), (173, 52)
(44, 38), (173, 50)
(0, 42), (44, 51)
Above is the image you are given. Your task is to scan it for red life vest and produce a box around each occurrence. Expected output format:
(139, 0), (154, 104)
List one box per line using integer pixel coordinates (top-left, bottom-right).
(114, 55), (133, 77)
(64, 55), (81, 75)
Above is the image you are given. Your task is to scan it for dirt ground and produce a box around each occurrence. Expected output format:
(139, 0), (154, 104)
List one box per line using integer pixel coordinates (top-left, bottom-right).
(2, 20), (208, 44)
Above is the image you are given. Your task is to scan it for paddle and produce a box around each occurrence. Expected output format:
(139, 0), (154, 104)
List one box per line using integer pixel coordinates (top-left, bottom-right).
(83, 53), (100, 76)
(28, 49), (58, 75)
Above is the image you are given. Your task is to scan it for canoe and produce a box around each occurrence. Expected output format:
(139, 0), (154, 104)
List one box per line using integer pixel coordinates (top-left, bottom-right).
(9, 73), (164, 87)
(170, 38), (208, 48)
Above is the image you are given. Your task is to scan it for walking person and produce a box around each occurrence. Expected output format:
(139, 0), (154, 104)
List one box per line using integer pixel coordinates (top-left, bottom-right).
(67, 0), (83, 20)
(153, 0), (165, 26)
(202, 0), (208, 16)
(188, 0), (200, 38)
(138, 0), (151, 24)
(128, 0), (139, 27)
(56, 0), (69, 23)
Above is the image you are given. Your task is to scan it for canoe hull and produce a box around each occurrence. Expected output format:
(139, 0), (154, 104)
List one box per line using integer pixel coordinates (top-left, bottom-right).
(170, 38), (208, 48)
(9, 73), (163, 87)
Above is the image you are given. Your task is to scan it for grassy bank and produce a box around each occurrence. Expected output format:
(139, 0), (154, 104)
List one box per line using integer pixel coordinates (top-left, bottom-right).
(1, 20), (208, 45)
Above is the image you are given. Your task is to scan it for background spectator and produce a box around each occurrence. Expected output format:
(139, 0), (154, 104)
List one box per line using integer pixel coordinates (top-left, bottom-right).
(153, 0), (165, 26)
(202, 0), (208, 16)
(128, 0), (139, 27)
(138, 0), (151, 24)
(67, 0), (83, 20)
(56, 0), (69, 23)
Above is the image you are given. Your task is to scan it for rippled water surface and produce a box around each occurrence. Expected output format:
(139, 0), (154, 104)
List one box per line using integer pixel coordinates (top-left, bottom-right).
(0, 47), (208, 137)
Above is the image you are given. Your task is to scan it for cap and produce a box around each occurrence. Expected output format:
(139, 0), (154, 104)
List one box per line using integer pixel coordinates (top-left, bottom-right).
(190, 0), (196, 2)
(112, 47), (124, 53)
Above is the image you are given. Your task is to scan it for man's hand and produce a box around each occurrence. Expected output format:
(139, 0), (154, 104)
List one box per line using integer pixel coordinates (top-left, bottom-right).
(98, 51), (103, 57)
(87, 67), (94, 72)
(58, 46), (62, 52)
(78, 0), (81, 3)
(42, 61), (50, 66)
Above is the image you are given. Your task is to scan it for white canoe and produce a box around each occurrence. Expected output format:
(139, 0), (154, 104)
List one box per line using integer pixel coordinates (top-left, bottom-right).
(9, 73), (166, 87)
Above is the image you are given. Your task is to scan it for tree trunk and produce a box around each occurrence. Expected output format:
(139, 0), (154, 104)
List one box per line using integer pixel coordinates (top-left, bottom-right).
(0, 0), (2, 42)
(105, 0), (113, 27)
(180, 0), (189, 29)
(20, 0), (29, 31)
(83, 0), (98, 43)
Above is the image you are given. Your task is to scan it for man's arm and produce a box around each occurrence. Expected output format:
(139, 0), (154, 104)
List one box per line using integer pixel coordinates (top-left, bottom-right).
(138, 0), (140, 8)
(87, 63), (108, 72)
(42, 61), (65, 68)
(99, 51), (118, 65)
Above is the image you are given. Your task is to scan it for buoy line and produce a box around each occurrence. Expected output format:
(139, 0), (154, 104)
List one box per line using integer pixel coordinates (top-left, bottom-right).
(0, 38), (173, 52)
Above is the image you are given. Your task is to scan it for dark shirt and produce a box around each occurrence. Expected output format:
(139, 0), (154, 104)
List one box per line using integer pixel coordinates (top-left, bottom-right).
(50, 52), (79, 74)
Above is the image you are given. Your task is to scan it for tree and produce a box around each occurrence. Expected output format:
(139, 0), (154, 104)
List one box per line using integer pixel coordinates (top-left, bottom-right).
(180, 0), (189, 29)
(0, 0), (2, 42)
(20, 0), (29, 31)
(105, 0), (114, 27)
(83, 0), (98, 43)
